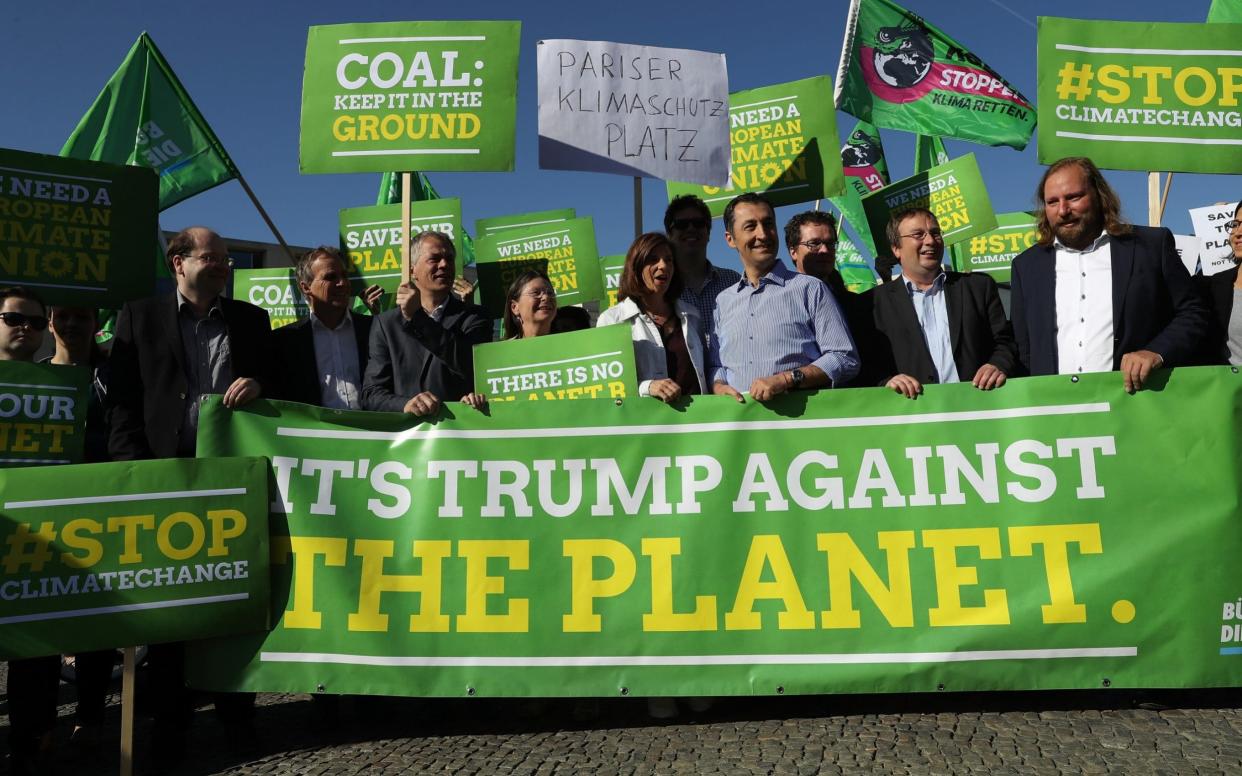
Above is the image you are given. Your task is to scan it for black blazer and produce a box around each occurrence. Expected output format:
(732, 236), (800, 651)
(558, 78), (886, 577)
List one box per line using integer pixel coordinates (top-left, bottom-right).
(1198, 265), (1239, 365)
(863, 271), (1017, 385)
(108, 292), (273, 460)
(1010, 226), (1208, 376)
(361, 298), (493, 412)
(271, 313), (373, 406)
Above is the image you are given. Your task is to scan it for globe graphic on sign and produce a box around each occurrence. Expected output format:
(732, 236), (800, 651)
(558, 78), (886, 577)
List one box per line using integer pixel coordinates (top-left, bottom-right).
(871, 26), (933, 89)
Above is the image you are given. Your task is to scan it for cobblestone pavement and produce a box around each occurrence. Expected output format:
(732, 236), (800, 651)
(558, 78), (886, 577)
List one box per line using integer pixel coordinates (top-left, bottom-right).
(4, 660), (1242, 775)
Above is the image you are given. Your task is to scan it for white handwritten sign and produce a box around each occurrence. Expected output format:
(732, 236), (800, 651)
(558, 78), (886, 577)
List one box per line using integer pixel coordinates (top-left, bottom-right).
(1190, 203), (1237, 277)
(537, 39), (730, 186)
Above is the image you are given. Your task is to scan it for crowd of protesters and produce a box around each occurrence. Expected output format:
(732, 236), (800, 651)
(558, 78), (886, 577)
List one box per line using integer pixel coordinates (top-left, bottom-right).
(4, 154), (1242, 772)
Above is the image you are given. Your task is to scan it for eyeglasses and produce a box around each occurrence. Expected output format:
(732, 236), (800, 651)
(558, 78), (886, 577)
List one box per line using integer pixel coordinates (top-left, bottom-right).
(1227, 220), (1241, 232)
(670, 217), (710, 231)
(795, 239), (837, 251)
(523, 288), (557, 300)
(0, 312), (49, 331)
(898, 229), (945, 242)
(182, 252), (230, 264)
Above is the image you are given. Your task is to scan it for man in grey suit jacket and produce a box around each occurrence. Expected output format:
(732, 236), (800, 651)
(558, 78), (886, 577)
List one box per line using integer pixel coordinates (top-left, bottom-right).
(1010, 157), (1207, 392)
(361, 231), (492, 415)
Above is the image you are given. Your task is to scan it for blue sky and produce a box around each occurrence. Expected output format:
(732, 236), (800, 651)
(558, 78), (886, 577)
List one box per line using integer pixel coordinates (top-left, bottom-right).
(1, 0), (1237, 276)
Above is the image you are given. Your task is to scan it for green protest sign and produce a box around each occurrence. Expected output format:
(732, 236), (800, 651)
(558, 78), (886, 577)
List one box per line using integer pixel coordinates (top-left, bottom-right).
(0, 147), (157, 308)
(189, 368), (1242, 698)
(299, 21), (520, 174)
(1037, 18), (1242, 174)
(474, 217), (603, 316)
(0, 361), (89, 468)
(954, 212), (1037, 283)
(0, 456), (270, 660)
(666, 76), (846, 216)
(476, 208), (576, 237)
(599, 254), (625, 310)
(861, 153), (996, 255)
(835, 234), (879, 293)
(835, 0), (1036, 150)
(473, 325), (637, 402)
(232, 268), (308, 329)
(338, 198), (465, 310)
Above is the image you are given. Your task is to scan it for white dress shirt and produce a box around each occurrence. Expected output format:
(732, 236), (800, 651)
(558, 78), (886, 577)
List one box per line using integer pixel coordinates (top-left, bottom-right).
(310, 310), (362, 409)
(1054, 232), (1114, 374)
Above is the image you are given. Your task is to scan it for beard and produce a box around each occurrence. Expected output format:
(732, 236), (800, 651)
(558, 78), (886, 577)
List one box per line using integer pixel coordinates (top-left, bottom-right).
(1053, 211), (1103, 249)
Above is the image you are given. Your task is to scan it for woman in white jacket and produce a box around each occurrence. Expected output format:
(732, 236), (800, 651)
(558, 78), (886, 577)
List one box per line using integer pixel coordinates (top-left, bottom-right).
(597, 232), (707, 402)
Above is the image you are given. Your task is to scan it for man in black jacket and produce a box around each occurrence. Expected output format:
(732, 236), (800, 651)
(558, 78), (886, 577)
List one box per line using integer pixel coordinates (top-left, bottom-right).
(1010, 157), (1207, 392)
(107, 226), (269, 767)
(362, 230), (491, 414)
(272, 246), (372, 407)
(866, 208), (1017, 398)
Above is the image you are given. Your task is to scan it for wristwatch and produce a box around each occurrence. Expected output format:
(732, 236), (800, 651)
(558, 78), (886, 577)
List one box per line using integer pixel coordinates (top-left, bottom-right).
(789, 368), (805, 388)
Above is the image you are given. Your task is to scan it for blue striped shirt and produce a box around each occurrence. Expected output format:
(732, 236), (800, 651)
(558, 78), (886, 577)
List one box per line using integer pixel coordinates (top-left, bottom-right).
(708, 261), (859, 390)
(680, 261), (742, 350)
(905, 272), (959, 384)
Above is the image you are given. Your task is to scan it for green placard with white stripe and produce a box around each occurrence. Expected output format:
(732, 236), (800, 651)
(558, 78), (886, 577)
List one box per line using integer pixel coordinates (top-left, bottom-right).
(0, 360), (90, 468)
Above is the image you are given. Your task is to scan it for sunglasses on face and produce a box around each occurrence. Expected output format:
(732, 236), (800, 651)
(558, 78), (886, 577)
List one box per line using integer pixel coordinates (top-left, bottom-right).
(670, 217), (710, 231)
(0, 311), (49, 331)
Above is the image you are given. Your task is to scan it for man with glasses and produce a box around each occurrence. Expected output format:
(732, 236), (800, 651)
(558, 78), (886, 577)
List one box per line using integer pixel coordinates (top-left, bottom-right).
(1011, 157), (1207, 391)
(709, 193), (859, 403)
(865, 208), (1016, 398)
(663, 195), (740, 348)
(785, 210), (852, 306)
(108, 225), (270, 769)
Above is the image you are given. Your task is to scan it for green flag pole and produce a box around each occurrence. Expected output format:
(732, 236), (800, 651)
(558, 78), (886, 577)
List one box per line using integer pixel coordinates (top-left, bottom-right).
(233, 170), (297, 266)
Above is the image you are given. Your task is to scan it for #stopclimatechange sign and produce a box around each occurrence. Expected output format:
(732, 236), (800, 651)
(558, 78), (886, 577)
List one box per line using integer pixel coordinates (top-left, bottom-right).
(861, 153), (996, 255)
(1037, 17), (1242, 174)
(0, 456), (270, 660)
(666, 75), (846, 216)
(537, 39), (730, 186)
(953, 212), (1038, 284)
(0, 147), (157, 308)
(0, 361), (89, 468)
(300, 21), (520, 174)
(473, 216), (603, 316)
(187, 369), (1242, 698)
(473, 325), (638, 402)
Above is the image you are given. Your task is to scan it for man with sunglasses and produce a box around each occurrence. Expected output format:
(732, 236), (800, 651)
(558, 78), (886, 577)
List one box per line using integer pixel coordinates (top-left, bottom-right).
(664, 195), (740, 348)
(0, 287), (61, 776)
(107, 225), (269, 769)
(865, 208), (1017, 399)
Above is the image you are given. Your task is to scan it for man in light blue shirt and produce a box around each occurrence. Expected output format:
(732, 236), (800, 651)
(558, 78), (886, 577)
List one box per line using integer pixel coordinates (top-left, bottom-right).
(708, 193), (859, 402)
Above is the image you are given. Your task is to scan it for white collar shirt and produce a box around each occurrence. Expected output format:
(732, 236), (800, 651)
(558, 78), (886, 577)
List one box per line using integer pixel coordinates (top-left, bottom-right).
(309, 310), (361, 410)
(1054, 231), (1114, 375)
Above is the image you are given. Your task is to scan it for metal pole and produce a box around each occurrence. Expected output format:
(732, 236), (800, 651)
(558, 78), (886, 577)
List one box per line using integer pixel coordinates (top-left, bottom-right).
(633, 177), (642, 237)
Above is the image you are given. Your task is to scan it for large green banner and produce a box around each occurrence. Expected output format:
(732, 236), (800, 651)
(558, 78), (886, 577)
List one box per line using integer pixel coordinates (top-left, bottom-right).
(190, 369), (1242, 697)
(1037, 18), (1242, 174)
(232, 268), (308, 330)
(665, 76), (846, 217)
(338, 199), (465, 307)
(474, 217), (603, 316)
(835, 0), (1036, 150)
(300, 21), (520, 174)
(954, 212), (1038, 284)
(0, 147), (157, 308)
(473, 325), (638, 402)
(476, 208), (576, 238)
(0, 456), (270, 660)
(861, 153), (996, 255)
(0, 361), (90, 468)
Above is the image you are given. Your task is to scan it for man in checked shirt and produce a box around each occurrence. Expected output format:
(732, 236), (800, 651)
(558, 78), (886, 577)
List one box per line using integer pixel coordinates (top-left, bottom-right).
(708, 193), (860, 402)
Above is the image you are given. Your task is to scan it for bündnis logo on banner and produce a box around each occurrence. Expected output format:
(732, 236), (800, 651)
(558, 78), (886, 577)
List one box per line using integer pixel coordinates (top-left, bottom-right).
(862, 20), (935, 102)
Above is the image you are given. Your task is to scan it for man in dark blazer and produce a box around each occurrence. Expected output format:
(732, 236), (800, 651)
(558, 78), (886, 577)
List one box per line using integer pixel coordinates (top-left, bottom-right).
(272, 246), (373, 407)
(107, 226), (269, 767)
(1010, 157), (1207, 392)
(864, 208), (1017, 398)
(362, 230), (492, 414)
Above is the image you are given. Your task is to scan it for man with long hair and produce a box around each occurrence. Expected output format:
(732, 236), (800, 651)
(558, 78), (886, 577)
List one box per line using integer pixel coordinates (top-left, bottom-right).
(1010, 157), (1207, 391)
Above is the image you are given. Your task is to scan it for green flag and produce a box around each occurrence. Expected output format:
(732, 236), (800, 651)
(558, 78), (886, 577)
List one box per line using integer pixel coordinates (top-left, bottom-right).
(914, 135), (949, 174)
(375, 171), (476, 267)
(830, 120), (890, 256)
(60, 32), (237, 210)
(834, 0), (1035, 150)
(1208, 0), (1242, 21)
